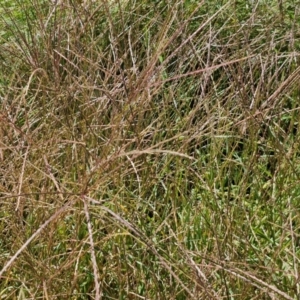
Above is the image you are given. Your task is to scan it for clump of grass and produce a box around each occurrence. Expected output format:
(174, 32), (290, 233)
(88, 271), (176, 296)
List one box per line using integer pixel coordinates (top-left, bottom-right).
(0, 0), (300, 299)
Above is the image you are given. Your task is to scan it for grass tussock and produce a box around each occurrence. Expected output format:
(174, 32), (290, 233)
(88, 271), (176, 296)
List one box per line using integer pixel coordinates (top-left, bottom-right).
(0, 0), (300, 299)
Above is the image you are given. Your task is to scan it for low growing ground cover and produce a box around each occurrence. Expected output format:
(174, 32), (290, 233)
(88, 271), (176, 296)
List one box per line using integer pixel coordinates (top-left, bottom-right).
(0, 0), (300, 299)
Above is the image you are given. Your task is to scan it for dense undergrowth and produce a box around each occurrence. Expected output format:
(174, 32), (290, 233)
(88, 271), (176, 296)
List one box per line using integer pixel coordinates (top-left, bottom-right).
(0, 0), (300, 299)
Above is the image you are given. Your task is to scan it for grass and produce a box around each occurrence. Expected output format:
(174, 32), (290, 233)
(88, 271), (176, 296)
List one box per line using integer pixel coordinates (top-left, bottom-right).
(0, 0), (300, 299)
